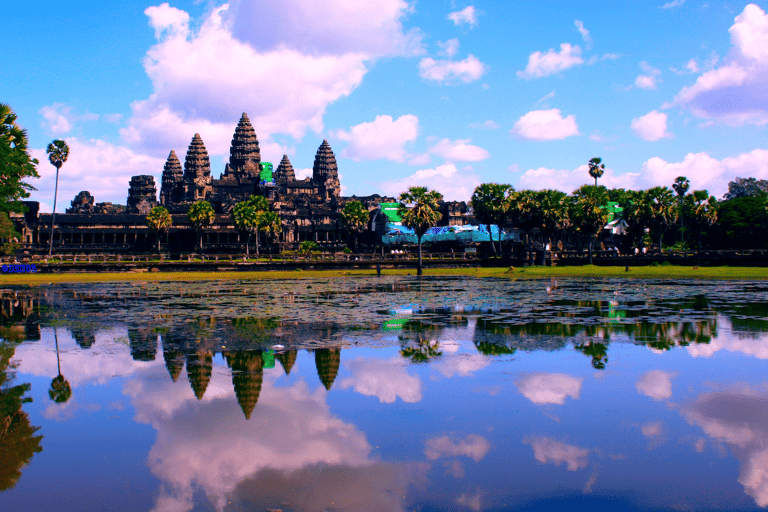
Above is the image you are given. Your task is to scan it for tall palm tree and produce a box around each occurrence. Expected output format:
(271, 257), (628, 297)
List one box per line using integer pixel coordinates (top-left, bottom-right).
(187, 200), (215, 254)
(48, 328), (71, 404)
(46, 140), (69, 257)
(672, 176), (690, 247)
(232, 202), (259, 256)
(258, 211), (282, 254)
(572, 185), (610, 264)
(398, 186), (443, 276)
(471, 183), (512, 255)
(588, 157), (605, 187)
(340, 200), (369, 252)
(645, 186), (675, 251)
(146, 205), (172, 253)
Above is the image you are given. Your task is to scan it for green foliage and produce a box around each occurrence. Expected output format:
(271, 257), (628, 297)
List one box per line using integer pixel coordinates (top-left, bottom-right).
(724, 177), (768, 200)
(472, 183), (512, 252)
(340, 200), (369, 234)
(146, 206), (172, 252)
(0, 212), (20, 255)
(0, 104), (40, 213)
(187, 201), (215, 253)
(187, 201), (215, 231)
(299, 240), (319, 254)
(342, 247), (352, 254)
(713, 195), (768, 249)
(398, 186), (443, 275)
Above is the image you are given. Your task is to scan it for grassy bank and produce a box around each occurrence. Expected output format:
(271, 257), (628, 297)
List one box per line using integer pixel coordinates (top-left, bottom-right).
(0, 265), (765, 285)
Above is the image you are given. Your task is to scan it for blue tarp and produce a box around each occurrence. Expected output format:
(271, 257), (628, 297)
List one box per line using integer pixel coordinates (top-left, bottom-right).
(382, 224), (515, 245)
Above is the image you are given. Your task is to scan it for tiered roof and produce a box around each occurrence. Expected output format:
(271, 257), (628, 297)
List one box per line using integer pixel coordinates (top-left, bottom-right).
(228, 113), (261, 174)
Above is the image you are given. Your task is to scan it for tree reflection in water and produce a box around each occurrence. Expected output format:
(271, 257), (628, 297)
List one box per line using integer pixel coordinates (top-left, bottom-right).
(0, 339), (43, 491)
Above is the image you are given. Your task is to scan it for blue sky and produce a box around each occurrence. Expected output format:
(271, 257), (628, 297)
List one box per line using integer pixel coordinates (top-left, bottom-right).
(5, 0), (768, 211)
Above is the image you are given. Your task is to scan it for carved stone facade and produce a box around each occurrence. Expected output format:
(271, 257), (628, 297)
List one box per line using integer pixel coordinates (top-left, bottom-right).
(12, 111), (471, 254)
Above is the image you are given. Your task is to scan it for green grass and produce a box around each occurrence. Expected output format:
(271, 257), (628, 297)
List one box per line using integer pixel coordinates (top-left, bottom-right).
(0, 264), (765, 285)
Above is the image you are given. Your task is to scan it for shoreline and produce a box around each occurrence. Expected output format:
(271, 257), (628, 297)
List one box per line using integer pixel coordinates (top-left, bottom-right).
(0, 265), (766, 285)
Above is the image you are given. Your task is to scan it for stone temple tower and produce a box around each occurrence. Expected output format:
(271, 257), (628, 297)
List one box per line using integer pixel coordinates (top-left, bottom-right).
(273, 154), (296, 184)
(160, 150), (183, 206)
(312, 140), (341, 199)
(226, 113), (261, 178)
(182, 133), (212, 202)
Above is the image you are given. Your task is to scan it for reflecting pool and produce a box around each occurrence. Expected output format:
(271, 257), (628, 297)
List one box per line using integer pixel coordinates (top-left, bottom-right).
(1, 276), (768, 511)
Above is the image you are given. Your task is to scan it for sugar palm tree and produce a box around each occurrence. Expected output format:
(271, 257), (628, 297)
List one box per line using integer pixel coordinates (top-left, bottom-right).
(340, 200), (369, 252)
(572, 185), (610, 264)
(258, 211), (282, 254)
(146, 205), (172, 253)
(187, 200), (215, 254)
(588, 157), (605, 187)
(48, 328), (71, 404)
(672, 176), (690, 247)
(46, 140), (69, 257)
(232, 202), (259, 256)
(471, 183), (512, 255)
(398, 186), (443, 276)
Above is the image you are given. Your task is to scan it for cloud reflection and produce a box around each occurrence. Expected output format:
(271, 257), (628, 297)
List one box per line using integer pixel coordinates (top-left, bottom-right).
(635, 370), (677, 400)
(425, 434), (491, 462)
(516, 373), (583, 405)
(683, 387), (768, 507)
(525, 437), (589, 471)
(338, 356), (422, 403)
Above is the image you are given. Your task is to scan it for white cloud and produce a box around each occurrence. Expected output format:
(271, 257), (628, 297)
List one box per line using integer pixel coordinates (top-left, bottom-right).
(419, 55), (487, 83)
(428, 138), (489, 162)
(122, 0), (421, 158)
(424, 434), (490, 462)
(525, 437), (589, 471)
(574, 20), (591, 48)
(686, 316), (768, 359)
(635, 75), (660, 89)
(438, 38), (460, 58)
(514, 148), (768, 197)
(516, 373), (584, 405)
(635, 61), (662, 89)
(30, 137), (166, 210)
(602, 53), (620, 60)
(667, 4), (768, 126)
(517, 43), (583, 79)
(661, 0), (685, 8)
(468, 120), (499, 130)
(687, 58), (700, 73)
(226, 0), (424, 57)
(636, 370), (677, 400)
(39, 104), (73, 135)
(511, 109), (579, 141)
(631, 110), (672, 141)
(334, 114), (419, 162)
(39, 103), (100, 136)
(447, 6), (479, 28)
(536, 91), (556, 104)
(338, 356), (422, 403)
(379, 163), (481, 201)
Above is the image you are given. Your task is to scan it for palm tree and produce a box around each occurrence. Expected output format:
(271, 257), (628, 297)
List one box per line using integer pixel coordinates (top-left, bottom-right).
(687, 190), (718, 252)
(258, 211), (282, 254)
(46, 140), (69, 257)
(588, 157), (605, 187)
(0, 103), (40, 212)
(247, 195), (269, 256)
(572, 185), (610, 264)
(672, 176), (690, 247)
(340, 200), (369, 252)
(232, 202), (259, 257)
(645, 186), (675, 252)
(48, 328), (71, 404)
(471, 183), (512, 255)
(187, 200), (215, 255)
(398, 186), (443, 276)
(146, 205), (172, 253)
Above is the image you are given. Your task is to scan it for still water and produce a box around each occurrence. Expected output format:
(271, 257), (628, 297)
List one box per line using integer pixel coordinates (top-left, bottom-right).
(1, 276), (768, 512)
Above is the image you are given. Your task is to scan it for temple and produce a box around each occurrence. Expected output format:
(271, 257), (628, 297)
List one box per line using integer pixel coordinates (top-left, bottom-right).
(10, 112), (470, 254)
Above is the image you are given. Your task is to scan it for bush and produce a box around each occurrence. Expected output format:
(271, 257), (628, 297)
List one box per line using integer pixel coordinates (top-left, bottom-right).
(342, 247), (352, 254)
